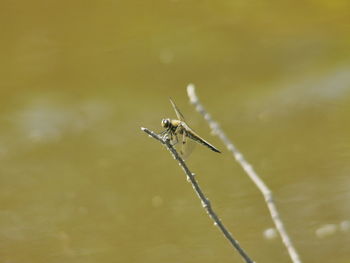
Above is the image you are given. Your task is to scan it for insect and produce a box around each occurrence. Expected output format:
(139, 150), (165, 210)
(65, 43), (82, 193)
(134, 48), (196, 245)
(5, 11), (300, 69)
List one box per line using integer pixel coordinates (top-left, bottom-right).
(160, 98), (221, 158)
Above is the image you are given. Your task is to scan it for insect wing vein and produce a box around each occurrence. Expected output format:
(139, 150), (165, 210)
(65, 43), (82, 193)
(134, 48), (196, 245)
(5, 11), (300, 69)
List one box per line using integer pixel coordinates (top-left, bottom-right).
(169, 98), (186, 121)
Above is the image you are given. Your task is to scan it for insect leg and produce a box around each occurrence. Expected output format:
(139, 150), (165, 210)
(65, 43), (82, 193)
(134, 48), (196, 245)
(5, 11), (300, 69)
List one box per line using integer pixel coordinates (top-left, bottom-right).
(159, 128), (171, 139)
(180, 130), (187, 156)
(170, 126), (183, 147)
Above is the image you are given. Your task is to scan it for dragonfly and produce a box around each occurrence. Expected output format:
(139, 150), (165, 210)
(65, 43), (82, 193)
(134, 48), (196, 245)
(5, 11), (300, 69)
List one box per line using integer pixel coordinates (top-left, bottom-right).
(160, 98), (221, 158)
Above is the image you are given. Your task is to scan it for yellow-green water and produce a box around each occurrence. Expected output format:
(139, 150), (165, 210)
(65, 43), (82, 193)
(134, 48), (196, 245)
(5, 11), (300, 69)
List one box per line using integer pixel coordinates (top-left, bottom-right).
(1, 1), (350, 262)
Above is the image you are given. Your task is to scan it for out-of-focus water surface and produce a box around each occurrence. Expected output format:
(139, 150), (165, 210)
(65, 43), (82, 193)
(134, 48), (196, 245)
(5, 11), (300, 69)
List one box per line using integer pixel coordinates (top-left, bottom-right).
(1, 1), (350, 262)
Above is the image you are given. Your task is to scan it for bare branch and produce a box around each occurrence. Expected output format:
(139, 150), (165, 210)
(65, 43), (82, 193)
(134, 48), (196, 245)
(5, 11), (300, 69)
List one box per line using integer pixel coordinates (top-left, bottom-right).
(141, 127), (255, 263)
(186, 84), (302, 263)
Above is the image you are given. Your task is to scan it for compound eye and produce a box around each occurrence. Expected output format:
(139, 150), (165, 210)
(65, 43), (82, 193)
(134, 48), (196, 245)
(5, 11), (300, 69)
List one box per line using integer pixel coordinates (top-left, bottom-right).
(161, 119), (169, 128)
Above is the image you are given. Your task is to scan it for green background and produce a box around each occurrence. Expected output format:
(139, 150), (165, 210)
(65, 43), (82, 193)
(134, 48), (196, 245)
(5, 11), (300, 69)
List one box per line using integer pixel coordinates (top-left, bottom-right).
(1, 1), (350, 262)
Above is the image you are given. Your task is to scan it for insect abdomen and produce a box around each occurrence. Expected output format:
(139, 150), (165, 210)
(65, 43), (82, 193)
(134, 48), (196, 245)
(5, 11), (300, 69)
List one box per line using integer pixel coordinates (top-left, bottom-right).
(186, 132), (221, 153)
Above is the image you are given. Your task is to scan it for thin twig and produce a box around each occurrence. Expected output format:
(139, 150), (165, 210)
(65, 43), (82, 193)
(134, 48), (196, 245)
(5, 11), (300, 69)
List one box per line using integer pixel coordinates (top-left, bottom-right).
(187, 84), (302, 263)
(141, 127), (255, 263)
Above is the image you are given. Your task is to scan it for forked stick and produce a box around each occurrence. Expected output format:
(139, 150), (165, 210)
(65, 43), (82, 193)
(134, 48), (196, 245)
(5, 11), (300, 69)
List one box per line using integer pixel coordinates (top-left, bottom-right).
(141, 127), (255, 263)
(187, 84), (302, 263)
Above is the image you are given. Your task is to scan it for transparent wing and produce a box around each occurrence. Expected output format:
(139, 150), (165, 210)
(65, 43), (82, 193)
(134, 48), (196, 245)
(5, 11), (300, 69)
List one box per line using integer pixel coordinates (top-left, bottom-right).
(180, 136), (196, 160)
(169, 98), (186, 122)
(181, 123), (221, 154)
(168, 125), (196, 160)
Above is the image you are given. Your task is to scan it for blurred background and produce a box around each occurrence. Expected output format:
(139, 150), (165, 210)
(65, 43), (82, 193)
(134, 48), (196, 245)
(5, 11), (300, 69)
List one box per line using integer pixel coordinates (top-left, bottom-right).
(1, 1), (350, 262)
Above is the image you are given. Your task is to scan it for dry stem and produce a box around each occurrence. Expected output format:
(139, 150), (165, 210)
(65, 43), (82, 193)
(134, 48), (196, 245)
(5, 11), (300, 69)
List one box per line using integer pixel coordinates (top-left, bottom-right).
(141, 127), (255, 263)
(187, 84), (302, 263)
